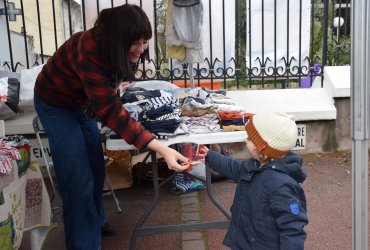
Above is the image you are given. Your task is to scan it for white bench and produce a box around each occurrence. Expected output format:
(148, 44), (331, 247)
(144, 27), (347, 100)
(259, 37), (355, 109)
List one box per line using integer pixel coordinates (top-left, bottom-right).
(226, 88), (336, 121)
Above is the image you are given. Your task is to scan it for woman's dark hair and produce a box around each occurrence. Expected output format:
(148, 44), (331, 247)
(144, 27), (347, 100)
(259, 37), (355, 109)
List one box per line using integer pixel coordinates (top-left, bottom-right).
(93, 4), (152, 81)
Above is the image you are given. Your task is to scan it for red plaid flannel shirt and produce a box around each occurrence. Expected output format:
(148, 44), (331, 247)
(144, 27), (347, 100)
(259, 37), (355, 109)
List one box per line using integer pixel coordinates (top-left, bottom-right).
(34, 29), (154, 149)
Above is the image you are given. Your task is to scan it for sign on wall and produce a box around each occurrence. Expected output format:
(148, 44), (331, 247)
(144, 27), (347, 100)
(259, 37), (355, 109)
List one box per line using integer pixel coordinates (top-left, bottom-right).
(27, 138), (52, 167)
(293, 124), (306, 150)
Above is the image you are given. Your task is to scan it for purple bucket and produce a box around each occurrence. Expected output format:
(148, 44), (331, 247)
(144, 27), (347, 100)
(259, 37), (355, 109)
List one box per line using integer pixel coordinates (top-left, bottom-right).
(300, 77), (314, 88)
(299, 64), (321, 88)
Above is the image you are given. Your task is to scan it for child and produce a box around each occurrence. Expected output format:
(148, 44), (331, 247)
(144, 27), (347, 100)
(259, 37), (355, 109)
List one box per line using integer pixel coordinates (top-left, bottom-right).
(198, 112), (308, 250)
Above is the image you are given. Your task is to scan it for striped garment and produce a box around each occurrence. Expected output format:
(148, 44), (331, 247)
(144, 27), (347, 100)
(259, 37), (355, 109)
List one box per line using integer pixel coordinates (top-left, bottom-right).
(0, 139), (21, 174)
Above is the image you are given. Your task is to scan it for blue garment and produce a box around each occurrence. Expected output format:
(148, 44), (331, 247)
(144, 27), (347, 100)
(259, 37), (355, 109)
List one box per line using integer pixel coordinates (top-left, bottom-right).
(34, 94), (105, 250)
(205, 151), (308, 250)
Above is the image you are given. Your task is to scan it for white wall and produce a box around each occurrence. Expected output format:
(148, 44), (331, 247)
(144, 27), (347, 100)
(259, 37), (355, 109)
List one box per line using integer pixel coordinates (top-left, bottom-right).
(0, 2), (10, 69)
(9, 31), (37, 71)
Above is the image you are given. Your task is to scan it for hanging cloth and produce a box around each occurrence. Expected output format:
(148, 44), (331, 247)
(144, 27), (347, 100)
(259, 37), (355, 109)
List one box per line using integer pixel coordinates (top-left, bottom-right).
(173, 0), (200, 7)
(166, 0), (204, 63)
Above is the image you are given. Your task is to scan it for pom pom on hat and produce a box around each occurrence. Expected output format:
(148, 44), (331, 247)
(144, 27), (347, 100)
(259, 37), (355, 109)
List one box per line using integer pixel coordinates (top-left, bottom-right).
(245, 112), (297, 159)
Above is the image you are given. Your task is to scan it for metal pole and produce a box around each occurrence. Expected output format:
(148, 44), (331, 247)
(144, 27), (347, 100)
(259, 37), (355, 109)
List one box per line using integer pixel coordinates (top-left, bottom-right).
(351, 0), (370, 249)
(336, 26), (339, 43)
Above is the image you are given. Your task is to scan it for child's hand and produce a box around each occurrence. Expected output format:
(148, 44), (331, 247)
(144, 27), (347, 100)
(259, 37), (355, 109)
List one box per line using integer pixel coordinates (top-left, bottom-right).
(196, 146), (209, 159)
(181, 160), (203, 169)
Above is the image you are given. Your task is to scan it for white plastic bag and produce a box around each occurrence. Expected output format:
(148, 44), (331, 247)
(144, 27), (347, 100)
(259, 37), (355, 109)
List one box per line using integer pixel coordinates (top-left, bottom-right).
(189, 162), (206, 181)
(19, 64), (44, 109)
(0, 77), (9, 103)
(0, 77), (21, 120)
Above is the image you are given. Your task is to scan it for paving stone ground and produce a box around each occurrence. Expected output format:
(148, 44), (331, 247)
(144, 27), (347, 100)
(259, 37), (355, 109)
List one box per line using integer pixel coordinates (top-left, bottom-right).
(20, 150), (370, 250)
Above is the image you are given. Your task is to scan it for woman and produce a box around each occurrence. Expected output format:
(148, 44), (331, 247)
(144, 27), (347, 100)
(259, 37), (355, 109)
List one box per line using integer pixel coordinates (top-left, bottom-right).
(34, 4), (188, 249)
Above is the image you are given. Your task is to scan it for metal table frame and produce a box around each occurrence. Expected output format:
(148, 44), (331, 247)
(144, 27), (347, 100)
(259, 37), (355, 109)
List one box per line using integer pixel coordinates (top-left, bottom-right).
(106, 131), (246, 250)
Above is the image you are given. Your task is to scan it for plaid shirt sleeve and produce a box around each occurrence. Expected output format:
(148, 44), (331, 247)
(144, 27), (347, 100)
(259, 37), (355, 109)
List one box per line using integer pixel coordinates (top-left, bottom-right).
(35, 30), (154, 149)
(78, 43), (155, 149)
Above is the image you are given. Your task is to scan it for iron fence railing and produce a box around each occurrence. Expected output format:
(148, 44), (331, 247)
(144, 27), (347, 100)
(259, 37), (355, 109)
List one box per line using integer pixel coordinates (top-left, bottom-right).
(0, 0), (351, 89)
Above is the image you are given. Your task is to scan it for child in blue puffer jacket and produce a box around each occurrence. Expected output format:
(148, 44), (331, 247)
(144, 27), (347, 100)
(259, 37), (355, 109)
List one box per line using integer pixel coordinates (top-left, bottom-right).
(198, 112), (309, 250)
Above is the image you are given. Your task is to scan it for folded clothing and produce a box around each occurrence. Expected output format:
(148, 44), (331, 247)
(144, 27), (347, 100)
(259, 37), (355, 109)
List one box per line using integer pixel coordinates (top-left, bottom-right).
(170, 172), (204, 195)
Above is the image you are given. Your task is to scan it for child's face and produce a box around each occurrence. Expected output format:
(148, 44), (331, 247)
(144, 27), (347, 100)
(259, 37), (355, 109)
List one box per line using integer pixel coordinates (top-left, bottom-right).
(244, 137), (261, 161)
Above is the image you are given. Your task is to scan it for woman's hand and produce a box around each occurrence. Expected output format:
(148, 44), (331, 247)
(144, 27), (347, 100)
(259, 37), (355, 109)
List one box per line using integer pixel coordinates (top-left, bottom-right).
(147, 139), (189, 172)
(162, 146), (189, 171)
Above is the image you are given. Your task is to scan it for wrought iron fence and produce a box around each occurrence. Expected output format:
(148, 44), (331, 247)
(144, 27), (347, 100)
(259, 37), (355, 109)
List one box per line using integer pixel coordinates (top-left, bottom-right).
(0, 0), (351, 89)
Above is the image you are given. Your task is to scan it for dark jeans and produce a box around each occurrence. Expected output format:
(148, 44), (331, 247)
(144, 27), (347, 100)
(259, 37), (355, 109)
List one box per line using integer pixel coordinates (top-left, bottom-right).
(34, 94), (105, 250)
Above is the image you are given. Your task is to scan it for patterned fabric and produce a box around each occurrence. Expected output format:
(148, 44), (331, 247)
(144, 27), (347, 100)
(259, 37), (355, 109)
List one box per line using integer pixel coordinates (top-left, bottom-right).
(25, 179), (43, 228)
(139, 91), (179, 110)
(0, 146), (52, 250)
(0, 168), (14, 191)
(0, 139), (21, 174)
(180, 97), (214, 117)
(1, 135), (29, 148)
(180, 114), (221, 133)
(0, 215), (14, 249)
(170, 172), (204, 195)
(34, 29), (154, 150)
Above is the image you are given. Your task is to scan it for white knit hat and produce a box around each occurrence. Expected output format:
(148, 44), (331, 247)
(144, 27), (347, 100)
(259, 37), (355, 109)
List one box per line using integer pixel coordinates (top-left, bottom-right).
(245, 112), (297, 159)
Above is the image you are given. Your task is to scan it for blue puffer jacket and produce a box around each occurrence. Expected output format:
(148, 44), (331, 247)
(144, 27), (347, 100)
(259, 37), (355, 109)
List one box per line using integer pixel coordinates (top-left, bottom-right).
(205, 151), (308, 250)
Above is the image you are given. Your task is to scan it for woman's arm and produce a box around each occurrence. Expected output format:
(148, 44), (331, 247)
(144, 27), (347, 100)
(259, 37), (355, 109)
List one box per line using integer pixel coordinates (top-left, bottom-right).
(147, 139), (189, 172)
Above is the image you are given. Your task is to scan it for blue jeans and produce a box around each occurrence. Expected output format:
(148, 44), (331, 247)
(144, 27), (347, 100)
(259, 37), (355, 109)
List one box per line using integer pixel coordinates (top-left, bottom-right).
(34, 94), (105, 250)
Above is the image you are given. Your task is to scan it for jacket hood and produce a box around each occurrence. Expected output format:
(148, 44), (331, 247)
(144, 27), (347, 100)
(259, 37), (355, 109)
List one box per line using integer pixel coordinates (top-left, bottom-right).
(264, 152), (307, 183)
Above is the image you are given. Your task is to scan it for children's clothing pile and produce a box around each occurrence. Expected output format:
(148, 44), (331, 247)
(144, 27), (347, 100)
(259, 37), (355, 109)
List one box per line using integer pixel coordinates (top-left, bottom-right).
(119, 86), (250, 137)
(105, 83), (253, 194)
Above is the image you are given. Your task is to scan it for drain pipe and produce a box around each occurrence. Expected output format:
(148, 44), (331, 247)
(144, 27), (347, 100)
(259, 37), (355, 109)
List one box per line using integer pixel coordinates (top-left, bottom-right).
(351, 0), (370, 249)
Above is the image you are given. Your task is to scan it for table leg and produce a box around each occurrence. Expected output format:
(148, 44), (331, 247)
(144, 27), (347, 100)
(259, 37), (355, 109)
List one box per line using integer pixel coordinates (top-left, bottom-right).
(130, 150), (160, 250)
(205, 163), (231, 220)
(130, 151), (231, 250)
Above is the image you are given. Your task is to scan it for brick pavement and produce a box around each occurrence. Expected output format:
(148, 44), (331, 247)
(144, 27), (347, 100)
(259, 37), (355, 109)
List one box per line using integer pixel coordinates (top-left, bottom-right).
(180, 192), (206, 250)
(20, 150), (359, 250)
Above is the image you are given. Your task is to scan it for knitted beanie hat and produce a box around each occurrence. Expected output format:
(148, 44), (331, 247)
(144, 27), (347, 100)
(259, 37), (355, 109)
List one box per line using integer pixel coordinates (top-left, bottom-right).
(245, 112), (297, 159)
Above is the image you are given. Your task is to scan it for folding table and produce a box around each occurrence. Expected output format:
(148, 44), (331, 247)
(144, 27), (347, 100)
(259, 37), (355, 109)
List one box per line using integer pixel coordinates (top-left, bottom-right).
(106, 130), (246, 250)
